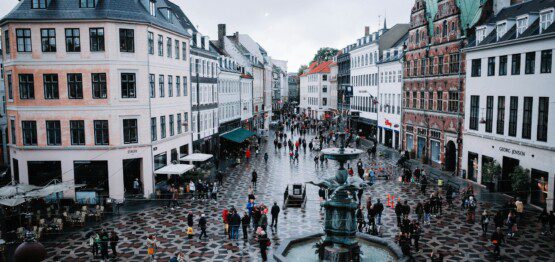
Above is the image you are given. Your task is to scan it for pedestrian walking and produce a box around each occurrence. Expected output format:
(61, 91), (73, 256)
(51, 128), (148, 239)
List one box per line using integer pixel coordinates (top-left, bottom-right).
(109, 231), (119, 258)
(257, 228), (270, 261)
(89, 231), (100, 258)
(230, 210), (241, 240)
(260, 208), (269, 232)
(481, 210), (490, 236)
(242, 211), (251, 240)
(270, 202), (280, 228)
(491, 227), (505, 259)
(100, 230), (109, 260)
(374, 199), (384, 225)
(199, 214), (208, 239)
(252, 170), (258, 188)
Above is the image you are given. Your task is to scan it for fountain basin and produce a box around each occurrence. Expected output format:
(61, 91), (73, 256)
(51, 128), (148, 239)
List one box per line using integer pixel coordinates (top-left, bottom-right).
(274, 233), (407, 262)
(321, 148), (364, 162)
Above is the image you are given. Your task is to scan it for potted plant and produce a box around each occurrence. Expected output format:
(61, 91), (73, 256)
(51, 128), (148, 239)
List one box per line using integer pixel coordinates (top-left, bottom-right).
(509, 166), (530, 202)
(409, 150), (416, 159)
(481, 161), (501, 192)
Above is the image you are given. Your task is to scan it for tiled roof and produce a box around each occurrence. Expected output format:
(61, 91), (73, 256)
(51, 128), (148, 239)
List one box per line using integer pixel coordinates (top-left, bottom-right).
(1, 0), (190, 36)
(300, 61), (334, 76)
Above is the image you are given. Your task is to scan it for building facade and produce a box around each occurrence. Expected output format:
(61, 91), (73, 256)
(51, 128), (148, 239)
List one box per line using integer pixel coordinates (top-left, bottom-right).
(337, 48), (352, 114)
(287, 73), (300, 105)
(403, 0), (491, 173)
(214, 51), (242, 134)
(1, 0), (193, 199)
(299, 61), (335, 119)
(463, 0), (555, 210)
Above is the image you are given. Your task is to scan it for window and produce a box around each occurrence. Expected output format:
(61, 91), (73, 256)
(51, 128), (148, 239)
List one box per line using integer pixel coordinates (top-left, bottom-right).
(43, 74), (59, 99)
(420, 91), (425, 109)
(428, 91), (434, 110)
(448, 91), (459, 112)
(160, 116), (166, 139)
(176, 76), (181, 97)
(516, 17), (528, 37)
(509, 97), (518, 137)
(46, 121), (61, 146)
(487, 57), (495, 76)
(123, 119), (138, 144)
(522, 97), (533, 139)
(67, 73), (83, 99)
(119, 29), (134, 52)
(7, 73), (13, 100)
(438, 56), (444, 74)
(154, 153), (167, 170)
(421, 58), (426, 76)
(148, 31), (154, 54)
(412, 91), (417, 109)
(121, 73), (136, 98)
(149, 74), (155, 98)
(89, 28), (104, 52)
(149, 0), (156, 16)
(40, 29), (56, 52)
(70, 120), (85, 145)
(166, 37), (172, 58)
(449, 53), (459, 73)
(16, 29), (32, 52)
(469, 96), (479, 131)
(4, 30), (10, 54)
(22, 121), (37, 146)
(158, 35), (163, 56)
(512, 54), (521, 75)
(497, 22), (507, 40)
(10, 119), (16, 144)
(442, 20), (448, 37)
(18, 74), (35, 99)
(169, 115), (175, 136)
(177, 113), (182, 134)
(476, 28), (486, 44)
(471, 59), (481, 77)
(525, 52), (535, 74)
(540, 10), (554, 33)
(159, 74), (165, 97)
(175, 39), (179, 59)
(497, 96), (505, 135)
(168, 75), (173, 97)
(182, 42), (187, 60)
(151, 117), (157, 141)
(79, 0), (96, 8)
(32, 0), (47, 9)
(540, 49), (552, 73)
(323, 85), (327, 93)
(537, 97), (549, 142)
(65, 28), (80, 52)
(486, 96), (493, 133)
(92, 73), (107, 99)
(499, 55), (507, 76)
(94, 120), (109, 145)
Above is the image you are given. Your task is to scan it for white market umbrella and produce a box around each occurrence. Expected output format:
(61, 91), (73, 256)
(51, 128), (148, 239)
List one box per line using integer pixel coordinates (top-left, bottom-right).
(0, 183), (39, 198)
(26, 182), (84, 198)
(0, 195), (27, 207)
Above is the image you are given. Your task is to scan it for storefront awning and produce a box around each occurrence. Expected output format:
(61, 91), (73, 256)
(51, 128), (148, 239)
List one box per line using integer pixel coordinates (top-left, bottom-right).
(154, 164), (194, 175)
(220, 128), (256, 143)
(180, 153), (213, 162)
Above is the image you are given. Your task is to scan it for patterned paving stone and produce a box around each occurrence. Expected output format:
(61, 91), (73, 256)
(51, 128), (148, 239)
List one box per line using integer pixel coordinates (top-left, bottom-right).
(39, 131), (555, 261)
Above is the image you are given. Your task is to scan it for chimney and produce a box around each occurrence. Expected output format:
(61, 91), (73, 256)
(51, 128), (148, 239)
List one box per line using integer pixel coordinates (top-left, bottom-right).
(493, 0), (512, 15)
(218, 24), (226, 48)
(365, 26), (370, 36)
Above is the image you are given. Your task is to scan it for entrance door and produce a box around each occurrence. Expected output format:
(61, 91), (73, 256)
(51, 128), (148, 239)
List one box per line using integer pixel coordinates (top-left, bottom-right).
(417, 137), (426, 159)
(385, 130), (393, 148)
(467, 152), (478, 181)
(501, 156), (519, 193)
(395, 132), (399, 149)
(123, 158), (142, 196)
(445, 141), (457, 172)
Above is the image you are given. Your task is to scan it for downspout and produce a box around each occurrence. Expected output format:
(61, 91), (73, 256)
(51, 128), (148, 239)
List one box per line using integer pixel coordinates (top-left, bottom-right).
(147, 26), (154, 199)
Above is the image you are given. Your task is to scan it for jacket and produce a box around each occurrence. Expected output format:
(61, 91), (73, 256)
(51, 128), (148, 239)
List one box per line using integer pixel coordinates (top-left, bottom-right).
(271, 205), (280, 216)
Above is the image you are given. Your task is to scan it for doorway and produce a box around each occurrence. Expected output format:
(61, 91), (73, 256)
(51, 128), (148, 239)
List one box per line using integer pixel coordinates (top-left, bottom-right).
(445, 141), (457, 172)
(417, 137), (426, 159)
(395, 131), (399, 149)
(501, 156), (519, 193)
(384, 129), (393, 148)
(467, 152), (478, 181)
(123, 158), (142, 196)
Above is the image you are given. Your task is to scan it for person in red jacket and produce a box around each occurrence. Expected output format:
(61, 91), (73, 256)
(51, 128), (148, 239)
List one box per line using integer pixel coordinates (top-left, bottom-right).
(246, 149), (251, 160)
(222, 209), (229, 237)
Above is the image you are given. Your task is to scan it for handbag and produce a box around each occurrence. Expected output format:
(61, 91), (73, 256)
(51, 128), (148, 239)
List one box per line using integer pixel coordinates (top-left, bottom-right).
(148, 247), (154, 255)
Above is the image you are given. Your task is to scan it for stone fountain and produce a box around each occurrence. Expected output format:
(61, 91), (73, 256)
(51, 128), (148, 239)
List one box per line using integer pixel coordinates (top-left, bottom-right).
(273, 115), (406, 262)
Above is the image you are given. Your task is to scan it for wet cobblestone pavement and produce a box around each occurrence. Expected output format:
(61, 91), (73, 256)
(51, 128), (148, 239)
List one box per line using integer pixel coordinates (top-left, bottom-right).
(43, 131), (555, 261)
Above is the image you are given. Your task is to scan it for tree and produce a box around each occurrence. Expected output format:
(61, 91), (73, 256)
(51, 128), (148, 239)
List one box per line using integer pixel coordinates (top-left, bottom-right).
(481, 160), (501, 184)
(297, 65), (308, 75)
(312, 47), (339, 63)
(510, 166), (530, 199)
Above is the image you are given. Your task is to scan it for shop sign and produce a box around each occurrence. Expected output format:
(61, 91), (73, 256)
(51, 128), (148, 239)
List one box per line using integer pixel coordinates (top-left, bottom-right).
(499, 146), (525, 156)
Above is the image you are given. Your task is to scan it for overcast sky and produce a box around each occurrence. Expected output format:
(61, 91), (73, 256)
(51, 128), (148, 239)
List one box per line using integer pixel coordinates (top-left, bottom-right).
(0, 0), (412, 72)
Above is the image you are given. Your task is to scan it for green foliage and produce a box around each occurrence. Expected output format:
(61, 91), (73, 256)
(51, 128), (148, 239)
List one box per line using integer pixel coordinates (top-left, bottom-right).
(509, 166), (530, 196)
(297, 64), (308, 75)
(481, 160), (501, 183)
(312, 47), (339, 63)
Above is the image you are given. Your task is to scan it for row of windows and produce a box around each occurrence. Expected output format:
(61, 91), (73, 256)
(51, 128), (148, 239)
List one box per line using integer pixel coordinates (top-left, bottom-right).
(469, 96), (549, 142)
(219, 102), (241, 120)
(32, 0), (96, 9)
(14, 119), (136, 146)
(351, 50), (379, 68)
(306, 74), (327, 82)
(405, 53), (460, 77)
(3, 27), (187, 61)
(148, 74), (188, 99)
(307, 85), (327, 93)
(351, 96), (378, 113)
(191, 57), (217, 79)
(306, 97), (325, 106)
(191, 83), (218, 105)
(471, 50), (552, 77)
(218, 79), (240, 94)
(150, 113), (189, 142)
(379, 93), (401, 115)
(404, 90), (460, 113)
(191, 110), (218, 134)
(352, 73), (378, 87)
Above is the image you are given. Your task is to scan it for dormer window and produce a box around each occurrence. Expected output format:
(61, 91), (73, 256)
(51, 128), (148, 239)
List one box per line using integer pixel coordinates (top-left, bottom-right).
(149, 1), (156, 16)
(540, 9), (554, 33)
(32, 0), (47, 9)
(496, 22), (507, 41)
(79, 0), (96, 8)
(167, 10), (173, 22)
(476, 27), (486, 44)
(516, 17), (528, 37)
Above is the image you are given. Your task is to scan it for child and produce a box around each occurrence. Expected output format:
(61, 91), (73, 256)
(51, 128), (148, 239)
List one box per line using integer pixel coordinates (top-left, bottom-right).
(187, 226), (194, 239)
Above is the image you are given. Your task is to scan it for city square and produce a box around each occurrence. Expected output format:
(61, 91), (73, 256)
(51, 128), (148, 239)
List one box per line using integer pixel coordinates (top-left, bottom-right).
(0, 0), (555, 261)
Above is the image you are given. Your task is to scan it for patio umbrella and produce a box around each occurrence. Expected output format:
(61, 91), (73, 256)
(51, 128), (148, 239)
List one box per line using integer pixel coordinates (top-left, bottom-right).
(0, 195), (26, 207)
(0, 183), (39, 198)
(25, 182), (84, 198)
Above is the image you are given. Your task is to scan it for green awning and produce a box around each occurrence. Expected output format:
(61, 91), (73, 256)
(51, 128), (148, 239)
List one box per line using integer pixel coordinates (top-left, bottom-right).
(221, 128), (256, 143)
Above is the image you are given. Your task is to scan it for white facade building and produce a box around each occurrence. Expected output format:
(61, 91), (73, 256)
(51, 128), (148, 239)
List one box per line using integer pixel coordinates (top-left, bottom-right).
(299, 61), (335, 119)
(463, 2), (555, 211)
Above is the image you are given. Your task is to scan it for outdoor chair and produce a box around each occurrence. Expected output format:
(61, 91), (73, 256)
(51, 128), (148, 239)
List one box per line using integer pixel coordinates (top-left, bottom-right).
(16, 227), (25, 240)
(56, 218), (63, 231)
(77, 213), (86, 227)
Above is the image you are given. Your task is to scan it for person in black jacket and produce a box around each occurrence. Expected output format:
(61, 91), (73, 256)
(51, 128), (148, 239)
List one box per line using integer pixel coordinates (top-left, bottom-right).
(251, 170), (258, 188)
(109, 231), (119, 258)
(270, 202), (280, 228)
(241, 212), (251, 240)
(395, 201), (403, 227)
(491, 227), (505, 258)
(230, 210), (241, 240)
(198, 214), (208, 239)
(374, 199), (384, 225)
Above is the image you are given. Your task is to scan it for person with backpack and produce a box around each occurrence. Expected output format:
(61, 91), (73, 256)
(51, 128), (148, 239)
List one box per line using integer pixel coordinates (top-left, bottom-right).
(257, 228), (270, 261)
(491, 227), (505, 259)
(481, 210), (491, 236)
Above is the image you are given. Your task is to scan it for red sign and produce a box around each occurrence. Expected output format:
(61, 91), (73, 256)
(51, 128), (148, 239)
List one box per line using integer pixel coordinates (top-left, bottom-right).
(385, 119), (392, 127)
